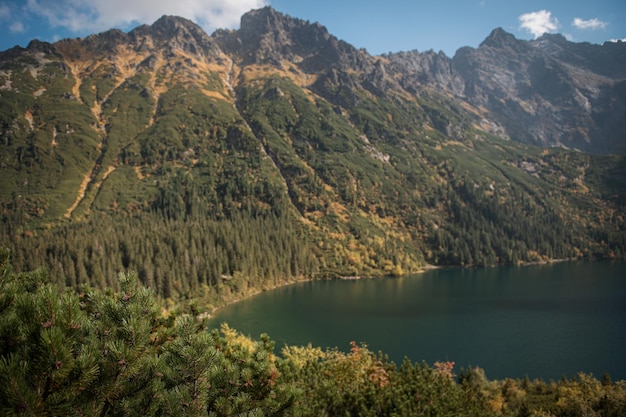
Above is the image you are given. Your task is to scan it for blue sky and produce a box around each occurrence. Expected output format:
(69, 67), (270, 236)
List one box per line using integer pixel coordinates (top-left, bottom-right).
(1, 0), (624, 57)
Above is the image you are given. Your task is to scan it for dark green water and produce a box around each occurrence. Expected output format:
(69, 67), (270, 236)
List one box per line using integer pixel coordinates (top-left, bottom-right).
(208, 260), (626, 381)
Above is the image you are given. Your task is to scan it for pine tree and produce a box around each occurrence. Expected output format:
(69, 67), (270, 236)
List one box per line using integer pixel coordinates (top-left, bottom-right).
(0, 249), (99, 415)
(0, 250), (298, 416)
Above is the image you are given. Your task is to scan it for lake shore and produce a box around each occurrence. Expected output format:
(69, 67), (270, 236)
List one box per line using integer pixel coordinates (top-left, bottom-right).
(202, 257), (581, 320)
(204, 262), (441, 319)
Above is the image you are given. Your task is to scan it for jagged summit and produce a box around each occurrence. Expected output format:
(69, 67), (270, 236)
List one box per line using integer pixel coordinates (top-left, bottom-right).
(534, 32), (569, 44)
(213, 5), (364, 71)
(239, 6), (293, 36)
(478, 27), (529, 53)
(238, 6), (332, 42)
(129, 15), (217, 56)
(138, 14), (208, 44)
(150, 15), (202, 34)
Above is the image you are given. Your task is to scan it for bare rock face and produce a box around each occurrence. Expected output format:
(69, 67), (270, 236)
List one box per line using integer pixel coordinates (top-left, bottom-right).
(450, 28), (626, 153)
(385, 49), (464, 96)
(382, 26), (626, 153)
(213, 6), (370, 72)
(130, 15), (223, 59)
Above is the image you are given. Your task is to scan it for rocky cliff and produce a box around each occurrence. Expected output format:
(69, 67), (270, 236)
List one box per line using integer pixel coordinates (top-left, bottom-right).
(450, 29), (626, 153)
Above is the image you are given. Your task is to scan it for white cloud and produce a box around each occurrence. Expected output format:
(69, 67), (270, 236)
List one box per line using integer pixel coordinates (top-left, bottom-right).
(25, 0), (268, 34)
(0, 5), (9, 19)
(608, 38), (626, 43)
(572, 18), (608, 30)
(9, 21), (24, 33)
(518, 10), (559, 38)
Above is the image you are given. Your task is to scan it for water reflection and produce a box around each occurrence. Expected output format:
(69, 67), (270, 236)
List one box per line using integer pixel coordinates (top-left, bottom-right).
(209, 261), (626, 380)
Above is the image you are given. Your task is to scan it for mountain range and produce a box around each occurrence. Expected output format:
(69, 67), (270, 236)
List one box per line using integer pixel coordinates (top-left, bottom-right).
(1, 7), (625, 305)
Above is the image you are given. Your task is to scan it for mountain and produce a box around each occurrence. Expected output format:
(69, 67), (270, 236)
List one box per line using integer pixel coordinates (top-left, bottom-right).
(1, 7), (625, 307)
(387, 28), (626, 153)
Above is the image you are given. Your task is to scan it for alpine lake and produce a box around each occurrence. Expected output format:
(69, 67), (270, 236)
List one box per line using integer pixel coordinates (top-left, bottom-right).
(207, 260), (626, 381)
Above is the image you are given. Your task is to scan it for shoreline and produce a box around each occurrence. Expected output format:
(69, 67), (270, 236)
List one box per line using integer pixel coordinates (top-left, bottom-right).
(203, 262), (439, 319)
(203, 275), (314, 319)
(201, 257), (597, 320)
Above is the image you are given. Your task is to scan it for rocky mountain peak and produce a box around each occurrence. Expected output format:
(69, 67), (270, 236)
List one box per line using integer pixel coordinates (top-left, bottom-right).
(72, 29), (129, 55)
(0, 39), (56, 62)
(214, 6), (348, 68)
(479, 27), (528, 53)
(151, 15), (201, 32)
(530, 32), (626, 78)
(236, 6), (296, 63)
(237, 6), (333, 46)
(530, 32), (582, 58)
(25, 39), (56, 54)
(239, 6), (288, 37)
(535, 32), (569, 45)
(130, 15), (216, 56)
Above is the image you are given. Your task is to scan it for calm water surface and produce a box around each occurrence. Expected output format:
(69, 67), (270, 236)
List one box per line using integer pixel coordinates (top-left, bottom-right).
(208, 261), (626, 380)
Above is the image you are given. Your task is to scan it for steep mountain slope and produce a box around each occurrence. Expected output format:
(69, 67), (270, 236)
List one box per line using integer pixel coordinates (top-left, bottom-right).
(387, 28), (626, 153)
(1, 7), (625, 306)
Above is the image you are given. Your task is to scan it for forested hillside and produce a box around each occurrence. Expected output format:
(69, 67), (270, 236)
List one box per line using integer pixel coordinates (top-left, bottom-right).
(1, 7), (625, 309)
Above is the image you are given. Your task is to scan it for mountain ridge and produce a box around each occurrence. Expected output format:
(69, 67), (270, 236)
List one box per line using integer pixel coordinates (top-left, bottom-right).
(1, 7), (625, 305)
(3, 8), (625, 154)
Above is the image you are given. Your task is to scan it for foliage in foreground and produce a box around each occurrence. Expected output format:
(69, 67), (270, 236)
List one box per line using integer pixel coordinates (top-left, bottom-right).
(1, 250), (625, 416)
